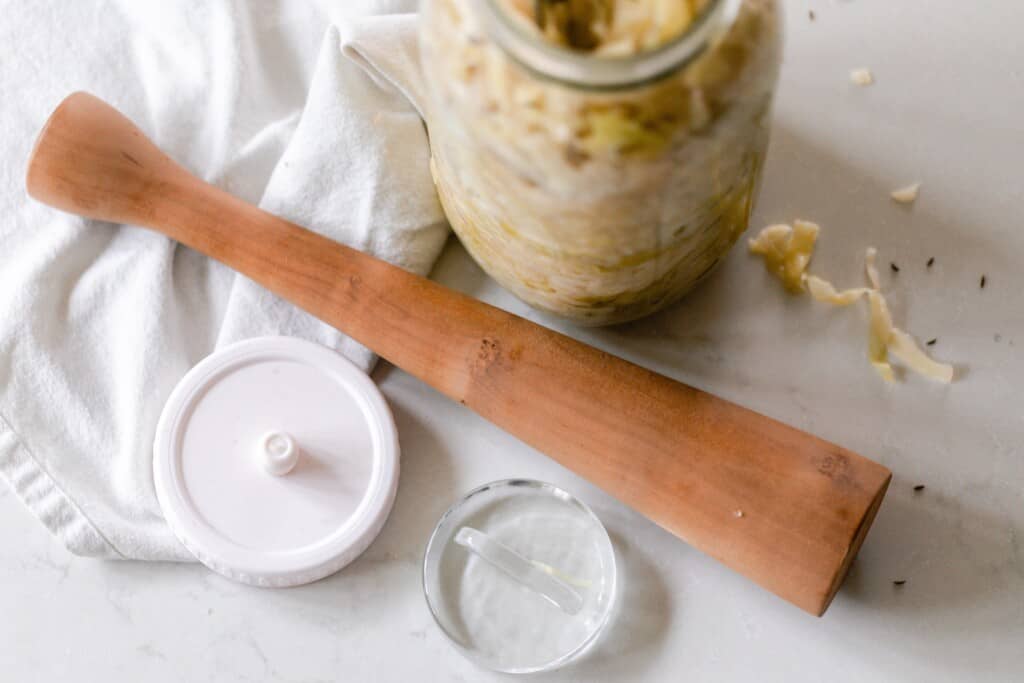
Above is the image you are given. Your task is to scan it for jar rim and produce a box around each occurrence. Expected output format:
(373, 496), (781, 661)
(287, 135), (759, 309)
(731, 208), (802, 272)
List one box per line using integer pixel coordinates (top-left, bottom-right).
(476, 0), (743, 90)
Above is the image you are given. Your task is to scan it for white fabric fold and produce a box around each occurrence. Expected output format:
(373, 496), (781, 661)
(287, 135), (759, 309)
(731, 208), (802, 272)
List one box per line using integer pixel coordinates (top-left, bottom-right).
(0, 1), (447, 561)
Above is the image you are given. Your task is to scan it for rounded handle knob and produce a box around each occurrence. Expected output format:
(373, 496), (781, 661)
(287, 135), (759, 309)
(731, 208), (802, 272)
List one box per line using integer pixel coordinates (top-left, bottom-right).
(260, 431), (299, 476)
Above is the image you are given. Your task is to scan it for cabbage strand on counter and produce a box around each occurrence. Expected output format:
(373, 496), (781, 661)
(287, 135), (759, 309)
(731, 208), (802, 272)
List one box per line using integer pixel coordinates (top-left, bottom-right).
(503, 0), (711, 54)
(748, 222), (955, 384)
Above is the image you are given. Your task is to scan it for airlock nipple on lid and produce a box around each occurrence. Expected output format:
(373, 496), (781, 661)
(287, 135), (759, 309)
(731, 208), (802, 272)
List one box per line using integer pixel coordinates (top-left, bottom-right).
(260, 430), (299, 476)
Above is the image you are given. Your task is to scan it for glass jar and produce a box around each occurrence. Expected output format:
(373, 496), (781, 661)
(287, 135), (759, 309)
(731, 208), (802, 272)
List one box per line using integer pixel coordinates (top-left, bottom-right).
(420, 0), (782, 325)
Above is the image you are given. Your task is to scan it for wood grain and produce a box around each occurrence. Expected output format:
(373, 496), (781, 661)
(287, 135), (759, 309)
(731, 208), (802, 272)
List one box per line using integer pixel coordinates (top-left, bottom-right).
(26, 92), (891, 615)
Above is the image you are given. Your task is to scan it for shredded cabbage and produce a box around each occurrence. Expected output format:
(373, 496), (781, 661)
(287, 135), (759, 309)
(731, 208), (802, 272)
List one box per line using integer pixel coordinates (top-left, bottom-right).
(865, 246), (881, 290)
(889, 329), (955, 383)
(866, 289), (896, 382)
(515, 0), (710, 54)
(748, 220), (820, 293)
(804, 274), (869, 306)
(890, 182), (921, 204)
(749, 222), (955, 383)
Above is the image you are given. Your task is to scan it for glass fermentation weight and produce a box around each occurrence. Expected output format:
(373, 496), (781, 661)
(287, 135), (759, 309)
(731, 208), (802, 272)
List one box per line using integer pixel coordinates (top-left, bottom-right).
(423, 480), (617, 673)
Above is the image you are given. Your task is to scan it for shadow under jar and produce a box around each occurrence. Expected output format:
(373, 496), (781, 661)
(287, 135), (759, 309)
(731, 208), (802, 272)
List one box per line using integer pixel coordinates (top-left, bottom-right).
(420, 0), (782, 325)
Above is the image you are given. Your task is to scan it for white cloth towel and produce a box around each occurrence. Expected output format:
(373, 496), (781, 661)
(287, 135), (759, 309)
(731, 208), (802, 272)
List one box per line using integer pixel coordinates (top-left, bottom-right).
(0, 1), (448, 561)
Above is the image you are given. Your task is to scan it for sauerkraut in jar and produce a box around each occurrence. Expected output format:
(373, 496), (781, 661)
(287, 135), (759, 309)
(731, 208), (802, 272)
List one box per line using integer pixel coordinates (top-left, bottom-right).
(420, 0), (782, 325)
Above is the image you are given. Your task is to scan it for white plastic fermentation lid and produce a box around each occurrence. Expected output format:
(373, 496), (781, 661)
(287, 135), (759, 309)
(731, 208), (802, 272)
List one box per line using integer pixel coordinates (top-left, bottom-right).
(153, 336), (399, 587)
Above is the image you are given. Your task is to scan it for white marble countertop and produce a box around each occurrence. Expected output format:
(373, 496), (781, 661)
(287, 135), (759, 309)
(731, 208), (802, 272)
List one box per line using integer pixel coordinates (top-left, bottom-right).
(3, 1), (1023, 681)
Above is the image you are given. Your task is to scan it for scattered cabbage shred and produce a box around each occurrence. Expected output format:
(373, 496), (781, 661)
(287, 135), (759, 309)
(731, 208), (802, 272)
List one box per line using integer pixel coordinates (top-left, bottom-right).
(804, 275), (868, 306)
(890, 182), (921, 204)
(747, 220), (820, 293)
(866, 289), (896, 382)
(748, 222), (954, 383)
(865, 246), (881, 290)
(889, 329), (955, 383)
(850, 68), (874, 86)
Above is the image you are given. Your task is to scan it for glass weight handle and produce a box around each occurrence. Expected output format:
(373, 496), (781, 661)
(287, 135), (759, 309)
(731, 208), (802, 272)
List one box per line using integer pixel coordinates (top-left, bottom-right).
(454, 526), (584, 616)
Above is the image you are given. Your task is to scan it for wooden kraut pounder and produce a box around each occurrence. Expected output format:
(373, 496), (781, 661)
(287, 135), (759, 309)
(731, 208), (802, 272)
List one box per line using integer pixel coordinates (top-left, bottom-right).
(26, 93), (891, 616)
